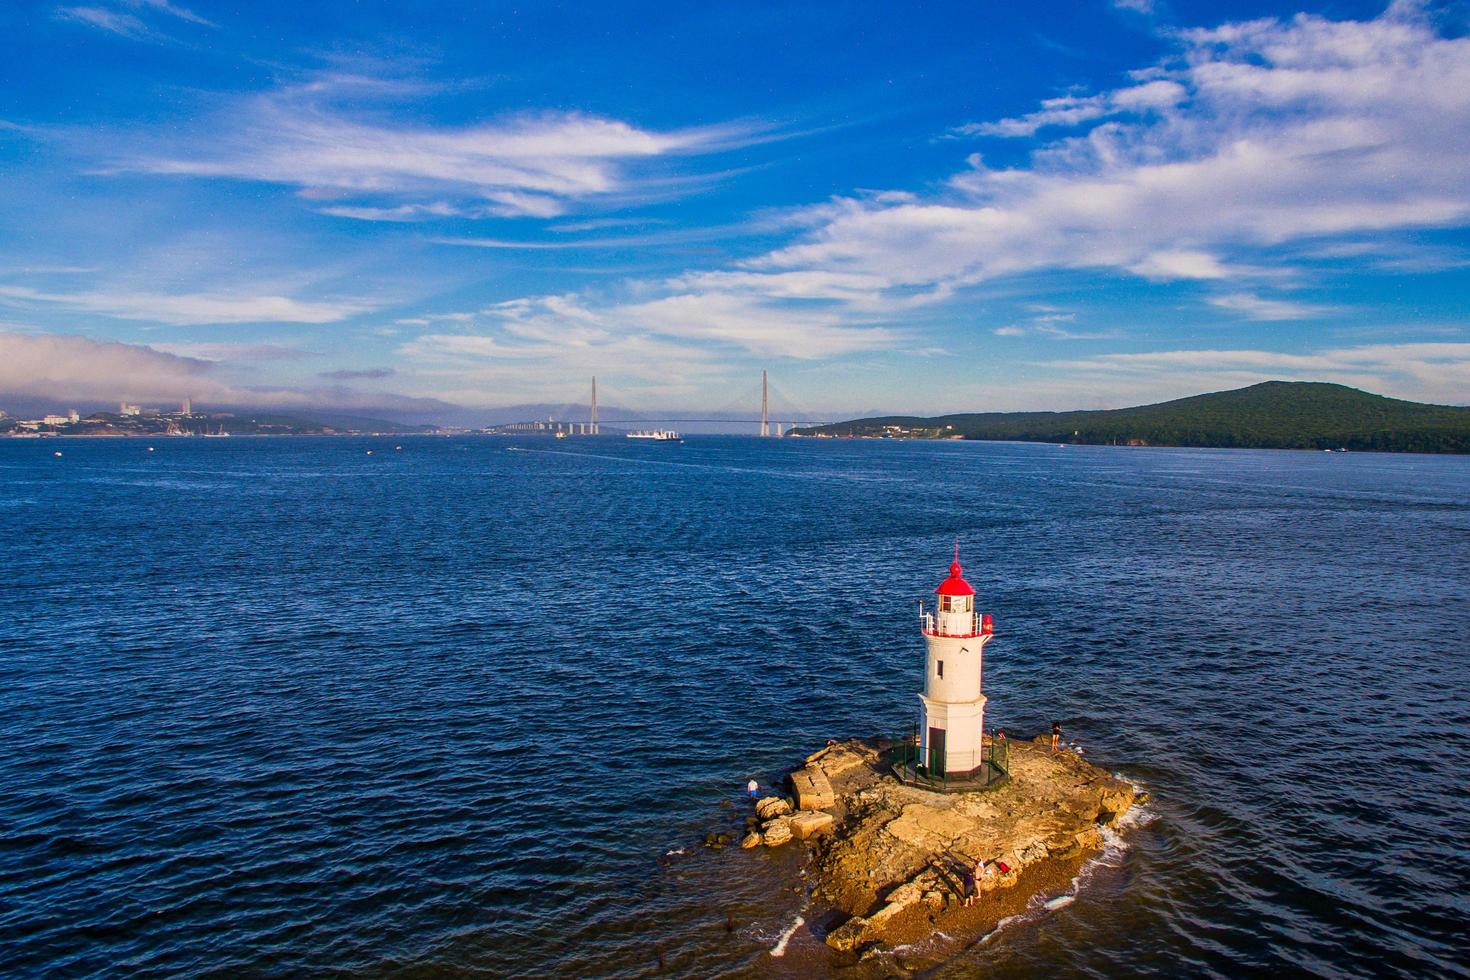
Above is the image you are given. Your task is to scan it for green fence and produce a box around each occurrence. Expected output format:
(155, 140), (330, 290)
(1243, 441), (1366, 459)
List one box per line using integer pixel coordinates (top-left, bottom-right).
(891, 726), (1009, 791)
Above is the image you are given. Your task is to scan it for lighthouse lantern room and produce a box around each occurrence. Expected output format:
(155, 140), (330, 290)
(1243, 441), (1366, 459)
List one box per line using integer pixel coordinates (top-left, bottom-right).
(917, 546), (995, 777)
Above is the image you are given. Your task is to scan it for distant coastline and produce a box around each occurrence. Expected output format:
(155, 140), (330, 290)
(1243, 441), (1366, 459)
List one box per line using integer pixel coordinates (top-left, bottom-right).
(790, 381), (1470, 454)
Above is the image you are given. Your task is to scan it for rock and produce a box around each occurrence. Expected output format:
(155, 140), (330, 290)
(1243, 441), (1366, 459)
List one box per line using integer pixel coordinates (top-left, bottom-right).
(790, 766), (836, 811)
(825, 916), (874, 952)
(741, 832), (763, 849)
(808, 741), (869, 777)
(755, 796), (792, 820)
(869, 880), (924, 926)
(922, 889), (945, 912)
(716, 832), (731, 845)
(883, 803), (972, 849)
(761, 818), (794, 846)
(789, 810), (835, 840)
(1096, 778), (1137, 825)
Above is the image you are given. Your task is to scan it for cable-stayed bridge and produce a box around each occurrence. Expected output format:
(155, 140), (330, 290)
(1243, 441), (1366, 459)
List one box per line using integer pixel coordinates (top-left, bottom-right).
(485, 371), (831, 436)
(482, 371), (829, 437)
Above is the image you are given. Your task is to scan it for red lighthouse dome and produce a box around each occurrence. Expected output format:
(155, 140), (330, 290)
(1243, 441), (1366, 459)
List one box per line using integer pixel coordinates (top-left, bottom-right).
(935, 552), (974, 597)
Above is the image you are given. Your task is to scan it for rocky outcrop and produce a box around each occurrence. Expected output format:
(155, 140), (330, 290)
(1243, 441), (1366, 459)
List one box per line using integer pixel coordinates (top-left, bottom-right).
(745, 735), (1141, 960)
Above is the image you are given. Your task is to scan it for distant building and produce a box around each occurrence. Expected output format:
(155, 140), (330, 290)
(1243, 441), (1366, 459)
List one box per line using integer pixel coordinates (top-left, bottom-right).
(42, 414), (70, 426)
(180, 398), (191, 415)
(68, 409), (79, 423)
(120, 402), (141, 416)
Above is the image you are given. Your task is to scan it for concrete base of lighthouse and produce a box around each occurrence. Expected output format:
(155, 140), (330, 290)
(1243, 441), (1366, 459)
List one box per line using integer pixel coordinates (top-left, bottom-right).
(918, 693), (986, 777)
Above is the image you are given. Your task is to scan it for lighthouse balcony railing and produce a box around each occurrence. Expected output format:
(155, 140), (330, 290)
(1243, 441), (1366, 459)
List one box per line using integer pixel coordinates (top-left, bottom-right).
(920, 612), (992, 639)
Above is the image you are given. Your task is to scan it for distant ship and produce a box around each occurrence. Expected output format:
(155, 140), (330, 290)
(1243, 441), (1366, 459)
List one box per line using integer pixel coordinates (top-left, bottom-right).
(626, 430), (683, 442)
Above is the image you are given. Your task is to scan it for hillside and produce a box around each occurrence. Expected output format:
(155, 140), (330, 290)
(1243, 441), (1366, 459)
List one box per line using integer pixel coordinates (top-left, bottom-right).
(791, 382), (1470, 453)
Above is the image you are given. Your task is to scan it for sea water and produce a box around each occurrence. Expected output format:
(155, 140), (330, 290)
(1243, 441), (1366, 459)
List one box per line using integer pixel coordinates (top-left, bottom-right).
(1, 436), (1466, 977)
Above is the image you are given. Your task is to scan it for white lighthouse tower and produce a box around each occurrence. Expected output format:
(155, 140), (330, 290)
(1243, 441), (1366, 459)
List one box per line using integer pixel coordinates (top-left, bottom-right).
(917, 547), (995, 777)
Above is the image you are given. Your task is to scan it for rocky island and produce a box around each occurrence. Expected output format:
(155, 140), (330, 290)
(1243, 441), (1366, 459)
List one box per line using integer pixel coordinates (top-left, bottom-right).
(743, 734), (1142, 962)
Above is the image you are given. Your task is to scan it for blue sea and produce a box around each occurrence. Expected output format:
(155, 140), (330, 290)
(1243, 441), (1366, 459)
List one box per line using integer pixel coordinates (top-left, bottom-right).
(2, 436), (1467, 977)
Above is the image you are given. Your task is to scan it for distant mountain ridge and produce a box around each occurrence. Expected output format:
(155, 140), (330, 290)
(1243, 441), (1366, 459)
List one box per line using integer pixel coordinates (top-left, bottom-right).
(792, 382), (1470, 453)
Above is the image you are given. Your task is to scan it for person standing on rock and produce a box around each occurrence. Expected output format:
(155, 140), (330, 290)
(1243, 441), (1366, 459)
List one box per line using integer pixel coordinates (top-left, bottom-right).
(963, 860), (981, 907)
(1051, 721), (1062, 752)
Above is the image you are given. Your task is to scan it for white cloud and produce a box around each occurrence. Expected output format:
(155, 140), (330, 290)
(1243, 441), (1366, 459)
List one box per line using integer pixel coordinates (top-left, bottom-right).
(1129, 249), (1231, 281)
(750, 4), (1470, 307)
(108, 75), (756, 220)
(994, 325), (1026, 337)
(397, 286), (894, 375)
(0, 284), (368, 325)
(1207, 292), (1338, 321)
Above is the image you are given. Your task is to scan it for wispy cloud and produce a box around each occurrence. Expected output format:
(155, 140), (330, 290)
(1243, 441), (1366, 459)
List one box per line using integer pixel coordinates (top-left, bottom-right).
(1207, 293), (1338, 321)
(953, 79), (1185, 138)
(124, 0), (213, 27)
(102, 74), (762, 220)
(0, 284), (369, 325)
(399, 287), (894, 368)
(991, 311), (1118, 340)
(55, 0), (213, 40)
(55, 6), (151, 39)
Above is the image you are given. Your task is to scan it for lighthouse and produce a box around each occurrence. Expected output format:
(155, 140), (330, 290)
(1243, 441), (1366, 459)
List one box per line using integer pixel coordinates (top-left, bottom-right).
(917, 547), (994, 777)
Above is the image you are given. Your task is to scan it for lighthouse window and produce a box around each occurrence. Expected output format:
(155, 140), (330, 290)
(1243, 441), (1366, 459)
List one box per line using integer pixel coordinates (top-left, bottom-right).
(937, 660), (944, 678)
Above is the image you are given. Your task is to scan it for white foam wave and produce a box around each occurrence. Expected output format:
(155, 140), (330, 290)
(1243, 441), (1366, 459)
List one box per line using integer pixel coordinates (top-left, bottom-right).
(770, 915), (804, 957)
(979, 913), (1023, 944)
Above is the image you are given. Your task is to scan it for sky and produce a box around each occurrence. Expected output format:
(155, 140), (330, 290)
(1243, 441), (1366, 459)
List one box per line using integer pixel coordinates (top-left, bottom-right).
(2, 0), (1470, 420)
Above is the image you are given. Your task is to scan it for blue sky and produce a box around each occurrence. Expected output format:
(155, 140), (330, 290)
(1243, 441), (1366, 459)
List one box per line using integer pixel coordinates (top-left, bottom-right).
(2, 0), (1469, 419)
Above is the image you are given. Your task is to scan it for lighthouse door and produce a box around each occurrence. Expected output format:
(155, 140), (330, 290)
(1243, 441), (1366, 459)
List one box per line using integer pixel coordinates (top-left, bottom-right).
(927, 727), (946, 776)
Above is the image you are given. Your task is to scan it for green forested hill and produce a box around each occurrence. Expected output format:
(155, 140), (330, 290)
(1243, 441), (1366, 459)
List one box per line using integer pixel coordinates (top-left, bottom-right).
(793, 382), (1470, 453)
